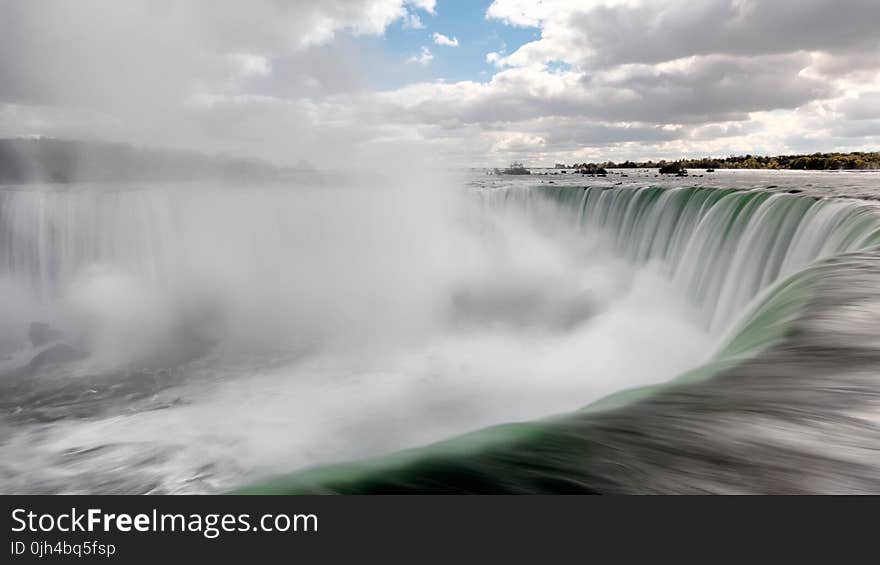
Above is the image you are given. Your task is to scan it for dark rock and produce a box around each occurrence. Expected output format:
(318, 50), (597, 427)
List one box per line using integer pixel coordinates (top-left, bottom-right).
(575, 165), (608, 176)
(659, 163), (685, 175)
(27, 343), (88, 371)
(28, 322), (64, 347)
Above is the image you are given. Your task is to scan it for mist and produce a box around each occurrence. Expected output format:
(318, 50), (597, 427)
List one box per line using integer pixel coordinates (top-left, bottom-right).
(0, 0), (727, 496)
(0, 174), (713, 492)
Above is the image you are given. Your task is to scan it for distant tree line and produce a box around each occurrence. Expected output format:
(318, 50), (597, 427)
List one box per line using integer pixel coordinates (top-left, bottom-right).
(557, 152), (880, 171)
(0, 138), (314, 184)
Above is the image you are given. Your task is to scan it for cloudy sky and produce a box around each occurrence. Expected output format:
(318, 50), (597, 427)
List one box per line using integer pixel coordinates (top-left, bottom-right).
(1, 0), (879, 166)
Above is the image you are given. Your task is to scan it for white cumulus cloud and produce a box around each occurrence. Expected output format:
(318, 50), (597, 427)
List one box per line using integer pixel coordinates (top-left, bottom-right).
(408, 46), (434, 65)
(402, 13), (425, 29)
(2, 0), (879, 167)
(433, 33), (459, 47)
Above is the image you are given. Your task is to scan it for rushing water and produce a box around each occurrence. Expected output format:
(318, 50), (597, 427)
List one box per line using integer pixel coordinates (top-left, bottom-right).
(2, 170), (880, 493)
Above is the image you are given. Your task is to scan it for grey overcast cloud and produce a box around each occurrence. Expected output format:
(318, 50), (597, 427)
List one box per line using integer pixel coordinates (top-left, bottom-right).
(2, 0), (879, 166)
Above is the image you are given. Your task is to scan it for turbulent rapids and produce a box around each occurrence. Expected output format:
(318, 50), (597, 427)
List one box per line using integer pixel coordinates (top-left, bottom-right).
(2, 171), (880, 494)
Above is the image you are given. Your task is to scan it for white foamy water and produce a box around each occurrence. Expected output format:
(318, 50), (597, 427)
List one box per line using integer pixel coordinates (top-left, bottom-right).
(0, 176), (712, 493)
(5, 170), (878, 493)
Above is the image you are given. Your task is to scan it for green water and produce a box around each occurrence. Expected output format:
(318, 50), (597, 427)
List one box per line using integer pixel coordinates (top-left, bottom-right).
(235, 185), (880, 494)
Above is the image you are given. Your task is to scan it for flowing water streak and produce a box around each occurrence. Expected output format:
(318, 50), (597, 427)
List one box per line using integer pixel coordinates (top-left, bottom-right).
(6, 182), (880, 382)
(527, 185), (880, 333)
(2, 180), (718, 493)
(241, 185), (880, 494)
(5, 180), (880, 494)
(0, 187), (177, 300)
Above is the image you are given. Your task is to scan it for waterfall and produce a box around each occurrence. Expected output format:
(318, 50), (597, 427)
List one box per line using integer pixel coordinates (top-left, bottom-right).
(240, 185), (880, 495)
(5, 180), (880, 494)
(509, 185), (880, 332)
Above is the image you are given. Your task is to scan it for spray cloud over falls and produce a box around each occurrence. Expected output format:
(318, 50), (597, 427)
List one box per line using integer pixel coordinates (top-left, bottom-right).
(3, 1), (880, 495)
(0, 173), (713, 491)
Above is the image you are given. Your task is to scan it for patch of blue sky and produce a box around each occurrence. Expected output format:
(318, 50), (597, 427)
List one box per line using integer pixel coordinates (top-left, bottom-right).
(357, 0), (542, 89)
(546, 60), (572, 74)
